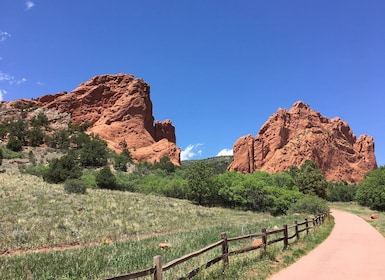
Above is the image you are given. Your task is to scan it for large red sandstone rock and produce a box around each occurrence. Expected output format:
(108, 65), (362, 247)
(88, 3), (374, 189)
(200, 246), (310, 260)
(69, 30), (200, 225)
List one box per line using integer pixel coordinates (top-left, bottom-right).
(35, 74), (180, 165)
(228, 101), (377, 183)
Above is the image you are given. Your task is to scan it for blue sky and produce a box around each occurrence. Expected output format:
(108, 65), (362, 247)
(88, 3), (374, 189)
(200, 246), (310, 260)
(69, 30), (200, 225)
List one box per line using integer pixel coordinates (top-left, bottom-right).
(0, 1), (384, 166)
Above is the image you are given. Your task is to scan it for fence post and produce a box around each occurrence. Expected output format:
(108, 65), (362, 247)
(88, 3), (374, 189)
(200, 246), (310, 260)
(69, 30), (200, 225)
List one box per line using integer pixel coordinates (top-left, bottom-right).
(295, 221), (299, 241)
(305, 218), (309, 235)
(261, 228), (267, 251)
(153, 255), (162, 280)
(283, 224), (288, 249)
(221, 232), (229, 269)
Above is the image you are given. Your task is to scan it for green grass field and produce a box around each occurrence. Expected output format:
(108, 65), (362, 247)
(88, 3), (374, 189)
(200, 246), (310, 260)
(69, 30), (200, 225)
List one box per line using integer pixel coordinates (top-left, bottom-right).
(0, 163), (334, 279)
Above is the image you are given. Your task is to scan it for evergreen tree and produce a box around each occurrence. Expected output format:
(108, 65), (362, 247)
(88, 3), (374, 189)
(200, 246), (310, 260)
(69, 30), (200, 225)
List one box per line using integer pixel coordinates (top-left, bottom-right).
(96, 166), (117, 190)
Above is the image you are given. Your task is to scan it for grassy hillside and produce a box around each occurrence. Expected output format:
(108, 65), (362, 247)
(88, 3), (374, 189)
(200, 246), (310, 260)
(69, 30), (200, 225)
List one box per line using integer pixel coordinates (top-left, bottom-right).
(0, 160), (333, 279)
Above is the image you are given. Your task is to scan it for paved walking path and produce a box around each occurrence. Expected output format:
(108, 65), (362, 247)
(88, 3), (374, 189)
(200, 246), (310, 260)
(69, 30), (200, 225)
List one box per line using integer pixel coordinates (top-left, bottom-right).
(268, 209), (385, 280)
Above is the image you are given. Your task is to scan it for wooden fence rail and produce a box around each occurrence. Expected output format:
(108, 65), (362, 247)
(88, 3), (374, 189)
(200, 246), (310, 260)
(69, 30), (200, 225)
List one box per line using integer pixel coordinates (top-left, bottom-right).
(106, 212), (329, 280)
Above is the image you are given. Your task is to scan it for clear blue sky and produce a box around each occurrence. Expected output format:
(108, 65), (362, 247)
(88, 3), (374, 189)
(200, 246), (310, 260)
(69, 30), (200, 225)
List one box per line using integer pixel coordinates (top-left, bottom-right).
(1, 1), (384, 166)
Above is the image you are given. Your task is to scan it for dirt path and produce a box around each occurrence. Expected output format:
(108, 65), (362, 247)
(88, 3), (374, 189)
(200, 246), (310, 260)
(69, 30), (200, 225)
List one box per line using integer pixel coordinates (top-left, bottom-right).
(268, 209), (385, 280)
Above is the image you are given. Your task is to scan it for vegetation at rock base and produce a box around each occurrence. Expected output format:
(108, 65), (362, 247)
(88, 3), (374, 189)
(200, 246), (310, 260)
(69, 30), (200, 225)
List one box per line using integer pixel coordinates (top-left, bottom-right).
(356, 166), (385, 211)
(0, 164), (334, 279)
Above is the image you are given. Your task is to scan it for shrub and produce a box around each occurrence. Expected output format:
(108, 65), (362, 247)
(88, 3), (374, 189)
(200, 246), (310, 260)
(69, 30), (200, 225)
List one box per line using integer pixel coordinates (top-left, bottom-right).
(6, 136), (23, 152)
(64, 179), (87, 194)
(96, 166), (117, 190)
(113, 153), (129, 172)
(79, 135), (108, 167)
(356, 167), (385, 211)
(153, 156), (175, 173)
(24, 164), (49, 177)
(327, 183), (357, 202)
(43, 152), (82, 183)
(288, 195), (329, 215)
(27, 127), (45, 146)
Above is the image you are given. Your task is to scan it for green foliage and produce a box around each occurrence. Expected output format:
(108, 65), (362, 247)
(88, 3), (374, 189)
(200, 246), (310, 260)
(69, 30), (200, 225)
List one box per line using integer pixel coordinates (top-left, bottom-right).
(6, 136), (23, 152)
(30, 112), (49, 128)
(8, 118), (27, 144)
(43, 152), (82, 183)
(64, 179), (87, 194)
(27, 127), (45, 146)
(0, 122), (7, 139)
(327, 182), (357, 202)
(181, 156), (233, 174)
(79, 135), (108, 167)
(96, 166), (118, 190)
(23, 164), (49, 177)
(121, 148), (133, 163)
(113, 153), (130, 172)
(264, 186), (303, 216)
(291, 160), (328, 198)
(215, 171), (302, 215)
(356, 167), (385, 211)
(288, 195), (329, 215)
(152, 156), (175, 173)
(186, 161), (218, 206)
(48, 129), (71, 149)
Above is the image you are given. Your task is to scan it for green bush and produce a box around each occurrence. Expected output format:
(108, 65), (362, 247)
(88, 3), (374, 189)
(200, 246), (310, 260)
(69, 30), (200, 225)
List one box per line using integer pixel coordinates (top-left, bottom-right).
(64, 179), (87, 194)
(327, 183), (356, 202)
(79, 135), (108, 167)
(6, 136), (23, 152)
(288, 195), (329, 215)
(24, 164), (49, 177)
(43, 152), (82, 183)
(96, 166), (117, 190)
(356, 167), (385, 211)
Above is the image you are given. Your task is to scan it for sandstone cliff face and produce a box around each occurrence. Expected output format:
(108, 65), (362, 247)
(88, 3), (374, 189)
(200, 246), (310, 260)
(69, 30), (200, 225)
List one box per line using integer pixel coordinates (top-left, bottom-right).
(228, 101), (377, 183)
(36, 74), (180, 165)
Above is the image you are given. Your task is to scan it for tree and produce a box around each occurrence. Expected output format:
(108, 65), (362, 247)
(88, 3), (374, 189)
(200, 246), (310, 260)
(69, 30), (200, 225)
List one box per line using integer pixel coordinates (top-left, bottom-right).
(292, 160), (328, 199)
(79, 135), (108, 167)
(356, 167), (385, 211)
(186, 162), (218, 206)
(43, 152), (82, 183)
(8, 118), (27, 144)
(113, 153), (129, 172)
(153, 156), (175, 173)
(27, 127), (45, 147)
(6, 136), (23, 152)
(96, 166), (117, 190)
(30, 112), (49, 128)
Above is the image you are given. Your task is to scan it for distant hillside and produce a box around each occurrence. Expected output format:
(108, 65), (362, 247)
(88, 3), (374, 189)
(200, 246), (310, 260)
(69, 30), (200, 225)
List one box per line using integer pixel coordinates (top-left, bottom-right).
(181, 156), (233, 174)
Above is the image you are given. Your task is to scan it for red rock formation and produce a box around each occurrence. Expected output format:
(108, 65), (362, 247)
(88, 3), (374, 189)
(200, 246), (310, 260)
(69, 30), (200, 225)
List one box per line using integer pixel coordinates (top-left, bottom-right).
(228, 101), (377, 183)
(35, 74), (180, 165)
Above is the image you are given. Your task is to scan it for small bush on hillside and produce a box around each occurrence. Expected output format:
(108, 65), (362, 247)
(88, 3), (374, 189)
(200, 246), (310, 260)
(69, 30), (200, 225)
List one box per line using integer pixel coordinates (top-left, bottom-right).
(64, 179), (87, 194)
(113, 153), (129, 172)
(43, 152), (82, 183)
(24, 164), (49, 177)
(27, 127), (46, 147)
(79, 135), (108, 167)
(288, 195), (329, 215)
(96, 166), (118, 190)
(6, 136), (23, 152)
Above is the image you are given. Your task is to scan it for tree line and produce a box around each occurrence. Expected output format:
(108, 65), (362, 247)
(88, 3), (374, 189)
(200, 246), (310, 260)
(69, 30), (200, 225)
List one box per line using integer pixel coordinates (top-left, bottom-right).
(0, 111), (384, 213)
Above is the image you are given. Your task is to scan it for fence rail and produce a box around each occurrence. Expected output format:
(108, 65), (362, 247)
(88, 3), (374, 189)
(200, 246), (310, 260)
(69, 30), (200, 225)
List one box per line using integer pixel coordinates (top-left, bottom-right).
(106, 211), (329, 280)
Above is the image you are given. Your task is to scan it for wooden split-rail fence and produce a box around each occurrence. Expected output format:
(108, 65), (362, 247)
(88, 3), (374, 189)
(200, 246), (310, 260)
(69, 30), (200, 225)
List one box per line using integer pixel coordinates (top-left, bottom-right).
(106, 212), (329, 280)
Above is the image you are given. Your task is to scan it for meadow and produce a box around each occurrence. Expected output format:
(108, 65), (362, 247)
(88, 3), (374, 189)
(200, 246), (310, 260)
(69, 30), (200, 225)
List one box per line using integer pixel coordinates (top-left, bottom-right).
(0, 162), (335, 279)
